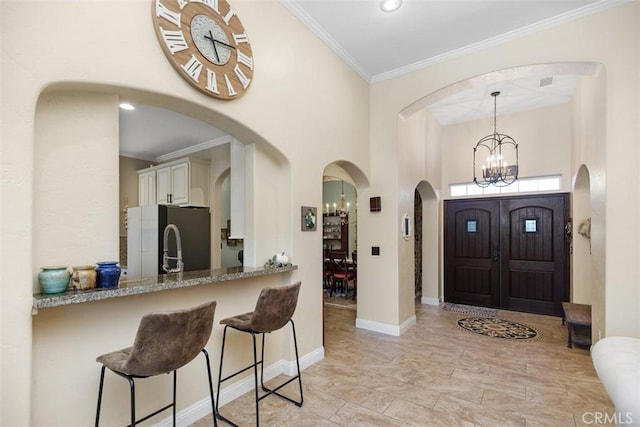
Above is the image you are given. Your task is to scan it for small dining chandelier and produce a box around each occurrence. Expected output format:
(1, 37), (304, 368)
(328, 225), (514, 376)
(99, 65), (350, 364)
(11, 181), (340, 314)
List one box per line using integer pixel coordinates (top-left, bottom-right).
(473, 91), (519, 187)
(335, 181), (350, 225)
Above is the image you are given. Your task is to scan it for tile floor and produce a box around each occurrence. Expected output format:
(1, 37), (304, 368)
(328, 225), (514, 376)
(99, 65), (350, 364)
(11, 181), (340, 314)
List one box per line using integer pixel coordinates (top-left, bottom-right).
(192, 301), (614, 426)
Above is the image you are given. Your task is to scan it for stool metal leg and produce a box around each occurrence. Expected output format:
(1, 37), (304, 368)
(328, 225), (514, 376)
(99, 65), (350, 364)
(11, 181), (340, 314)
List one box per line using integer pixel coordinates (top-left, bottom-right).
(201, 349), (218, 427)
(216, 322), (303, 426)
(215, 326), (240, 426)
(128, 377), (136, 427)
(291, 319), (304, 406)
(172, 370), (177, 426)
(252, 332), (261, 427)
(95, 366), (106, 427)
(259, 320), (304, 407)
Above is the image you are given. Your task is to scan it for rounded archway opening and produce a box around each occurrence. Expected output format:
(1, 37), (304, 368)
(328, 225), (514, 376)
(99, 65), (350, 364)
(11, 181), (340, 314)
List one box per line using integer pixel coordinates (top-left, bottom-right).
(572, 164), (592, 304)
(33, 84), (291, 283)
(415, 181), (440, 305)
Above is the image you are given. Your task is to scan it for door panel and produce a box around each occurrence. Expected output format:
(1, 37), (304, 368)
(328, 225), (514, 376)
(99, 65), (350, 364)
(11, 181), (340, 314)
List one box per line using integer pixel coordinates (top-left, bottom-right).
(501, 195), (568, 316)
(444, 200), (500, 308)
(444, 194), (569, 316)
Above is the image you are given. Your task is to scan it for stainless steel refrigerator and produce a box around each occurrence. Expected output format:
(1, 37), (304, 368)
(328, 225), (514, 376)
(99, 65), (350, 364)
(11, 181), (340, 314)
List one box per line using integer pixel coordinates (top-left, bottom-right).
(127, 205), (211, 278)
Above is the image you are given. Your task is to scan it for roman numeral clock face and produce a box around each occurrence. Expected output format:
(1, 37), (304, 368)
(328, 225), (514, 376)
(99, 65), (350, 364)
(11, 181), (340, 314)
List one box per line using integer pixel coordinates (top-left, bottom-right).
(152, 0), (254, 100)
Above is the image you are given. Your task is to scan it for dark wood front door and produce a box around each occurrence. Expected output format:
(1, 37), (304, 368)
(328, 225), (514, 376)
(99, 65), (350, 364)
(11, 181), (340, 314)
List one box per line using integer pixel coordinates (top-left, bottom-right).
(444, 194), (569, 316)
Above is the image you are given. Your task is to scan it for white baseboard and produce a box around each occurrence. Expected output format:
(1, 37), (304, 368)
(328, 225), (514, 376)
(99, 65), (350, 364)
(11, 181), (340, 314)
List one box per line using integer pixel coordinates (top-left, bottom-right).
(355, 314), (417, 336)
(154, 346), (325, 427)
(421, 296), (441, 306)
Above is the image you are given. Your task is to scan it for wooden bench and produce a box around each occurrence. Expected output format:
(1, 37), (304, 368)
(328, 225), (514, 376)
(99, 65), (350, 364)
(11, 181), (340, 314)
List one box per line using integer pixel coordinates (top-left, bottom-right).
(562, 302), (592, 348)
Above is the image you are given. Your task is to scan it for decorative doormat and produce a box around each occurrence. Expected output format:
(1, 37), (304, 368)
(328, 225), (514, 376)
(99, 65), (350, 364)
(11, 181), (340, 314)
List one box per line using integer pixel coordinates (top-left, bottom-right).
(442, 302), (498, 317)
(457, 317), (540, 340)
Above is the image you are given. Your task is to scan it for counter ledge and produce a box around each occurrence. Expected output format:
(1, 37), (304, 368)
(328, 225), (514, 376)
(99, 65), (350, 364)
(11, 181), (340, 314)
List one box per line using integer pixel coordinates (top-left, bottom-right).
(32, 265), (298, 312)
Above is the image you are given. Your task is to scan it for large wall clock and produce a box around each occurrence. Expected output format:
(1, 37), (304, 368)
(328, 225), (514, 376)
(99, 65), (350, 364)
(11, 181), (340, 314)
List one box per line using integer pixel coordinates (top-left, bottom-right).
(151, 0), (254, 100)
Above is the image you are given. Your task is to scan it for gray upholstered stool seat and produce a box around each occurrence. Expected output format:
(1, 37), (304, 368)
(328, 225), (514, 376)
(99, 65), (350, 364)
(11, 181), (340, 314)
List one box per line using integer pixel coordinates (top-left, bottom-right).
(215, 282), (303, 426)
(95, 300), (218, 427)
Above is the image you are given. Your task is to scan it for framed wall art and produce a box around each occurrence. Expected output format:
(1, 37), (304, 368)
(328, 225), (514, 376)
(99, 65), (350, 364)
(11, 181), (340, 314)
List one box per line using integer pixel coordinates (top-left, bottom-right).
(301, 206), (317, 231)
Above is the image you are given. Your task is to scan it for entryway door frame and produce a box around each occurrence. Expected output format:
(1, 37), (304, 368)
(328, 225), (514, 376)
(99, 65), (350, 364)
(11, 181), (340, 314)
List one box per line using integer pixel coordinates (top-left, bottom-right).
(444, 193), (570, 316)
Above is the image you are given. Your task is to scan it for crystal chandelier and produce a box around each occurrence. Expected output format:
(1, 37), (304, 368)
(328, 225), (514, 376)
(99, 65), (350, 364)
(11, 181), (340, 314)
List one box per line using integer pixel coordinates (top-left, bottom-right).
(336, 181), (349, 224)
(473, 91), (519, 187)
(335, 181), (349, 224)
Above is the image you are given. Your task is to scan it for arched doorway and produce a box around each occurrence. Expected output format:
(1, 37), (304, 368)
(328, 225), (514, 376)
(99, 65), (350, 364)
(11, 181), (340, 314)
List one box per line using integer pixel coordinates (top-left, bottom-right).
(320, 161), (368, 343)
(572, 165), (592, 304)
(398, 62), (605, 318)
(322, 171), (358, 306)
(415, 181), (440, 305)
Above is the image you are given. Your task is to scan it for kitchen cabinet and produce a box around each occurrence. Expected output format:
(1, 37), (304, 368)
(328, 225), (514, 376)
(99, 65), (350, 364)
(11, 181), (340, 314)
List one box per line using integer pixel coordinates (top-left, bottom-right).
(137, 158), (210, 207)
(323, 213), (348, 252)
(156, 163), (189, 205)
(137, 169), (157, 206)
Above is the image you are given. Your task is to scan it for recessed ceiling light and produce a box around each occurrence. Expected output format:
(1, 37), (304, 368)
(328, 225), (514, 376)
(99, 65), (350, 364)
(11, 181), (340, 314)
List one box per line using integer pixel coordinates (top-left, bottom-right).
(119, 103), (135, 111)
(380, 0), (402, 13)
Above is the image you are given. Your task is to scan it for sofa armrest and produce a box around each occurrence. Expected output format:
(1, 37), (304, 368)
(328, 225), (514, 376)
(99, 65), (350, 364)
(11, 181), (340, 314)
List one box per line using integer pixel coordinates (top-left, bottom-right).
(592, 337), (640, 425)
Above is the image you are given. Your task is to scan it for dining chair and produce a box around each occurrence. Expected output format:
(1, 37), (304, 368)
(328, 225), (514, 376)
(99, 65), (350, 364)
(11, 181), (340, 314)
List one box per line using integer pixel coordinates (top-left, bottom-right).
(328, 250), (354, 297)
(323, 249), (333, 294)
(350, 251), (358, 300)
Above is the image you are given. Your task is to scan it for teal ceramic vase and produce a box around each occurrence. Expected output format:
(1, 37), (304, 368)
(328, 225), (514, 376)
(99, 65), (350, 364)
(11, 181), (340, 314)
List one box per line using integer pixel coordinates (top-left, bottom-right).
(95, 262), (121, 289)
(38, 266), (71, 294)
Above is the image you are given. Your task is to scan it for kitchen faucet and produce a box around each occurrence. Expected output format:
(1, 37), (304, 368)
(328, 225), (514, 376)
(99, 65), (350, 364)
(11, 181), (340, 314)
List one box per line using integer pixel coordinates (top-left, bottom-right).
(162, 224), (184, 273)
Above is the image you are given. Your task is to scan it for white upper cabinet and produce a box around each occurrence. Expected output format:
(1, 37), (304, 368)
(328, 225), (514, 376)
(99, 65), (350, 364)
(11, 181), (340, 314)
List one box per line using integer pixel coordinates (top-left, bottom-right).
(138, 158), (210, 207)
(137, 169), (157, 206)
(155, 166), (171, 205)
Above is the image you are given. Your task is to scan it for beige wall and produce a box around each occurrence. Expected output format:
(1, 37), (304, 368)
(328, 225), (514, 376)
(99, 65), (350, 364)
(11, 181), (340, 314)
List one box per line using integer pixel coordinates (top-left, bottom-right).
(572, 72), (608, 339)
(363, 2), (639, 340)
(1, 1), (368, 425)
(34, 92), (121, 292)
(441, 102), (572, 192)
(119, 156), (156, 235)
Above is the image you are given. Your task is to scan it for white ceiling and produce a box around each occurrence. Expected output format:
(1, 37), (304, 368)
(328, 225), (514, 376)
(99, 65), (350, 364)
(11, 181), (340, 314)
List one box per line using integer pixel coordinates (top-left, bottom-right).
(283, 0), (609, 82)
(120, 0), (621, 161)
(119, 104), (228, 162)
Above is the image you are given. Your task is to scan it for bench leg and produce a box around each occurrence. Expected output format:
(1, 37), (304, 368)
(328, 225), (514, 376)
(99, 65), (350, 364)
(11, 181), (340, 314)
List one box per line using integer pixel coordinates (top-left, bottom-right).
(567, 323), (573, 348)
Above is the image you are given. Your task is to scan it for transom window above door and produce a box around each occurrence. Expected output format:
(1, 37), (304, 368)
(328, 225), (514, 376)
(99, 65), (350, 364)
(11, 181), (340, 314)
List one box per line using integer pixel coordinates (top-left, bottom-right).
(449, 175), (561, 198)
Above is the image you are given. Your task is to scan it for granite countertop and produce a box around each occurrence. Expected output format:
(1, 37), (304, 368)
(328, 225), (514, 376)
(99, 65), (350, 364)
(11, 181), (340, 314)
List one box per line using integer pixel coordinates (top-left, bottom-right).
(32, 265), (298, 312)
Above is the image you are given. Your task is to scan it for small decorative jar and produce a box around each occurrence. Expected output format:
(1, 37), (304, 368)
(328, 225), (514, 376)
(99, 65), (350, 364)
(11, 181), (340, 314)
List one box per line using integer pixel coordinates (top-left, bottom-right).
(95, 262), (121, 289)
(38, 266), (71, 294)
(70, 265), (97, 290)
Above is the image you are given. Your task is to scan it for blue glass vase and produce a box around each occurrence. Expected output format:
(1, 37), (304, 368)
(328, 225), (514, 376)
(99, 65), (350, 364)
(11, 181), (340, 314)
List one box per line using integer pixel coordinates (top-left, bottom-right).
(95, 262), (121, 289)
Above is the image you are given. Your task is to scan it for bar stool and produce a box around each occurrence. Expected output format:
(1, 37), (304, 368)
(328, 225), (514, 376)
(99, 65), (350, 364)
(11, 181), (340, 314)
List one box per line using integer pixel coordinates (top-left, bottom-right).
(215, 282), (303, 426)
(95, 300), (217, 427)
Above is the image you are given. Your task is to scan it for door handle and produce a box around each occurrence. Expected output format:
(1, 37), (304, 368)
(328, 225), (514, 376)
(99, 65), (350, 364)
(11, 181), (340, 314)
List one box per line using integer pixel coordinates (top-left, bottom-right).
(492, 246), (499, 262)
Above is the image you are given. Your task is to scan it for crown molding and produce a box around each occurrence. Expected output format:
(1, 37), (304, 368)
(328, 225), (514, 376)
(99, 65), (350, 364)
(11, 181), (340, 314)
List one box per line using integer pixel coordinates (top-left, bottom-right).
(279, 0), (372, 82)
(119, 151), (158, 162)
(371, 0), (630, 83)
(282, 0), (629, 85)
(155, 135), (232, 163)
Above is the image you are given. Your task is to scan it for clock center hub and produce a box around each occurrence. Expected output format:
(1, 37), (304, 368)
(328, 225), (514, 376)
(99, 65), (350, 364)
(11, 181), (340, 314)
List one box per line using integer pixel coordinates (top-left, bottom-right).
(190, 14), (232, 66)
